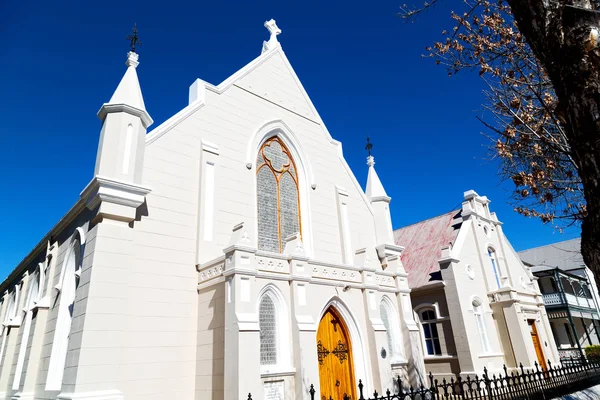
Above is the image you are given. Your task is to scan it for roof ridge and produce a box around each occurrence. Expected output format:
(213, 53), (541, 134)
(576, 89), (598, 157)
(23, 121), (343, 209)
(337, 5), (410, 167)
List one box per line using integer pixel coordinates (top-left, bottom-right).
(394, 209), (460, 232)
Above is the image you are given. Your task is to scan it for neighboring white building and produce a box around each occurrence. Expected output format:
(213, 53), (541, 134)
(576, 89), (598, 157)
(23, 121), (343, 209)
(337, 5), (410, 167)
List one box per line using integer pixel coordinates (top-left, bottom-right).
(0, 20), (426, 400)
(394, 191), (560, 379)
(519, 239), (600, 360)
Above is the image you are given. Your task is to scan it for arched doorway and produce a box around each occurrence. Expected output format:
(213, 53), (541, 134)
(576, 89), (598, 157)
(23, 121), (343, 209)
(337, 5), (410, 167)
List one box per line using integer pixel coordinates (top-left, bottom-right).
(317, 307), (356, 400)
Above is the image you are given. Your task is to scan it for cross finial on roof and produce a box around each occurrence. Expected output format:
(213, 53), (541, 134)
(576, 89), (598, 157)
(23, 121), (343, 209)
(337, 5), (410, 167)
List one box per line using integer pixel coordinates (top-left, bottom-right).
(262, 19), (281, 53)
(365, 137), (373, 156)
(265, 19), (281, 41)
(126, 24), (141, 53)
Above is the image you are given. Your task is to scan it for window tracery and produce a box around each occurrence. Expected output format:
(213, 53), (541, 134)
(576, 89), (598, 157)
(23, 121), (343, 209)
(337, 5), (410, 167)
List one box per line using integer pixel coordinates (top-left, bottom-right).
(256, 137), (301, 253)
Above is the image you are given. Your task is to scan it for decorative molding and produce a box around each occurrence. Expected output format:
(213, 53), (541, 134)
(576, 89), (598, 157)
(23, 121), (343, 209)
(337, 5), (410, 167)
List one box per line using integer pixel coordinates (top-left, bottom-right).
(56, 390), (124, 400)
(98, 103), (153, 128)
(201, 139), (220, 155)
(80, 176), (151, 211)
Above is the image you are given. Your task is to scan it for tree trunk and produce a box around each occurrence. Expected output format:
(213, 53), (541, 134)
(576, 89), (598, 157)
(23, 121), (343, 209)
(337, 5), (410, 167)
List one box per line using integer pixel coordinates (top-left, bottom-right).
(505, 0), (600, 292)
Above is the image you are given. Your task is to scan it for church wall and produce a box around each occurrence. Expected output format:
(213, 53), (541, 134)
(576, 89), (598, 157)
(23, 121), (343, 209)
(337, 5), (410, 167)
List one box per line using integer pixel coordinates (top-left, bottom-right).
(145, 51), (377, 268)
(37, 210), (96, 398)
(441, 221), (507, 375)
(0, 207), (97, 399)
(196, 283), (225, 400)
(109, 124), (202, 399)
(441, 202), (560, 377)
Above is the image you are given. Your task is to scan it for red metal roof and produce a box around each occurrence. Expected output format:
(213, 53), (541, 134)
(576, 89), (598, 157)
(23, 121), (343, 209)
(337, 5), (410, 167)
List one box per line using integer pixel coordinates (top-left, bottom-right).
(393, 210), (462, 289)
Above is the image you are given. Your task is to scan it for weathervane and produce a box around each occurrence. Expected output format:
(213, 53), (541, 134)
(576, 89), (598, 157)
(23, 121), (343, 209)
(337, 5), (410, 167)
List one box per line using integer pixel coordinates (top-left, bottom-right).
(126, 24), (142, 53)
(365, 137), (373, 156)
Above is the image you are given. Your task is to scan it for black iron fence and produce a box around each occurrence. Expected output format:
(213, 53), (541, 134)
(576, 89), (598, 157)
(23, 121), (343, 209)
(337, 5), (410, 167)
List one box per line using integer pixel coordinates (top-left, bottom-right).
(248, 358), (600, 399)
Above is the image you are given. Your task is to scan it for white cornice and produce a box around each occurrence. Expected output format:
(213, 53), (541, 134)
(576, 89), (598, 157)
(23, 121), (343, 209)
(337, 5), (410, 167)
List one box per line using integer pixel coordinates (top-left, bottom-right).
(80, 176), (151, 210)
(98, 103), (153, 129)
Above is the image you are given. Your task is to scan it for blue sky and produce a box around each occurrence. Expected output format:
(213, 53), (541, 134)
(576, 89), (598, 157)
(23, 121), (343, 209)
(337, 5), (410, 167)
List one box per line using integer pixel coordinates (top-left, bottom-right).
(0, 0), (579, 275)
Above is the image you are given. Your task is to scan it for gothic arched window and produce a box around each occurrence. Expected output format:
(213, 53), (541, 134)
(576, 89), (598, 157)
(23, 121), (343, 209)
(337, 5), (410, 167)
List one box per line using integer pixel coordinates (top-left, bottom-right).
(473, 299), (491, 353)
(256, 137), (301, 253)
(46, 236), (82, 390)
(380, 297), (403, 360)
(488, 247), (501, 289)
(259, 294), (277, 366)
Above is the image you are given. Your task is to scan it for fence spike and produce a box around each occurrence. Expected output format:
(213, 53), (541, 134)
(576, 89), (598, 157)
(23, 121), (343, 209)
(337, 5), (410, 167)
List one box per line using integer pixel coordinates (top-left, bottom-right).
(372, 389), (378, 400)
(386, 388), (391, 399)
(247, 393), (252, 400)
(309, 384), (315, 400)
(358, 379), (365, 400)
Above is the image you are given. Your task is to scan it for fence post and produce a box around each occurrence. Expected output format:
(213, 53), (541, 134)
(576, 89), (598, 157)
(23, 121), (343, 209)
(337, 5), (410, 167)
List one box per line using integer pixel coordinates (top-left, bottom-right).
(309, 384), (315, 400)
(358, 379), (365, 400)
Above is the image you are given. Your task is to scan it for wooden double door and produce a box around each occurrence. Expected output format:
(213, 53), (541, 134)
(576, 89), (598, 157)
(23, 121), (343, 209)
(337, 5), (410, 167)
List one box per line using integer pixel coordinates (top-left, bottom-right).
(317, 307), (356, 400)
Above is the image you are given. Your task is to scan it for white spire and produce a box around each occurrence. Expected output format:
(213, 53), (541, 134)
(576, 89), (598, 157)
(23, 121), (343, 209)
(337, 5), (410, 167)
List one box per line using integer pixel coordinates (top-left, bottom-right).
(98, 52), (153, 128)
(262, 19), (281, 54)
(366, 155), (389, 201)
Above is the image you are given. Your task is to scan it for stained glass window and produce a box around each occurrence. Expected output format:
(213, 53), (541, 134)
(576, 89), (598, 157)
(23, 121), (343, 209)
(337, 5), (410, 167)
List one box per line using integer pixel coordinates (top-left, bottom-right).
(256, 137), (301, 253)
(259, 295), (277, 365)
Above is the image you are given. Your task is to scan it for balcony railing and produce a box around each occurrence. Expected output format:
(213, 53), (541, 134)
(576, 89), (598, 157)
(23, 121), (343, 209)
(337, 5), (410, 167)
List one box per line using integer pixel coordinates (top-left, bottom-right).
(542, 292), (596, 309)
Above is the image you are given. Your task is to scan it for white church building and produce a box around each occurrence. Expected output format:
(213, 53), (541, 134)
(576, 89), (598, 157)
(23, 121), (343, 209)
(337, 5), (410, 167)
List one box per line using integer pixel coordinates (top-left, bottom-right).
(0, 21), (426, 400)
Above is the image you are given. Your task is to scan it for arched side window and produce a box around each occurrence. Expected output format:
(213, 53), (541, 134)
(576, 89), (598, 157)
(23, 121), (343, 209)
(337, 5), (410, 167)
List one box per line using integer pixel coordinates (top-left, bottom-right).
(259, 294), (277, 366)
(46, 235), (82, 390)
(380, 297), (403, 361)
(0, 290), (18, 367)
(487, 248), (501, 289)
(256, 137), (301, 253)
(472, 299), (491, 353)
(12, 269), (41, 390)
(419, 309), (441, 356)
(2, 291), (17, 327)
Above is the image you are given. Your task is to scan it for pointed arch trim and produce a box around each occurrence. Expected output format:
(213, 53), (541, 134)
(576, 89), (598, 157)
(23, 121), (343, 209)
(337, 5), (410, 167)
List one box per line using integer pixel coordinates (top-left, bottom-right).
(256, 284), (293, 375)
(249, 120), (314, 256)
(318, 296), (372, 394)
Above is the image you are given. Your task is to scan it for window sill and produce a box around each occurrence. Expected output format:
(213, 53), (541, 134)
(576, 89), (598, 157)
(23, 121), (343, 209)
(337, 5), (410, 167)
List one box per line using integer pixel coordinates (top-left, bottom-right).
(424, 355), (457, 361)
(390, 358), (409, 367)
(478, 352), (504, 359)
(261, 367), (296, 378)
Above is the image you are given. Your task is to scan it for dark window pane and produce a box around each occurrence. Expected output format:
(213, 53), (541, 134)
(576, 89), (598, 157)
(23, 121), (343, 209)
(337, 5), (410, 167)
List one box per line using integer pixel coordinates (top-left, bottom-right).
(423, 324), (432, 339)
(425, 339), (434, 355)
(430, 323), (439, 339)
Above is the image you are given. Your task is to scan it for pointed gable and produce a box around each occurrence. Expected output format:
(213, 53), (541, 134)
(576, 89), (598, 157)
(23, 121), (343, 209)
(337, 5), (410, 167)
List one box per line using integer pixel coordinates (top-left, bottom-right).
(394, 210), (462, 288)
(234, 51), (317, 120)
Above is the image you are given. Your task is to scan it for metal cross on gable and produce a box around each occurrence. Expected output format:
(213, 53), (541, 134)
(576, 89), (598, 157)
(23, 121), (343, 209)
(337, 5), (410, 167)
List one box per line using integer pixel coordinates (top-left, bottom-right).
(365, 137), (373, 156)
(126, 24), (142, 53)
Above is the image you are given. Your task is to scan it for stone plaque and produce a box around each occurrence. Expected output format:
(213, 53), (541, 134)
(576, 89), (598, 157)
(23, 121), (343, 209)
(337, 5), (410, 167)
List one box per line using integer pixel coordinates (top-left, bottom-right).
(264, 381), (284, 400)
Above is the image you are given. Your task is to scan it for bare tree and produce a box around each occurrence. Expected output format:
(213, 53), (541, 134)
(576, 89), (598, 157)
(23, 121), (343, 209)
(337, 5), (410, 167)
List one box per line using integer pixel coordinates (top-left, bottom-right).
(400, 0), (600, 289)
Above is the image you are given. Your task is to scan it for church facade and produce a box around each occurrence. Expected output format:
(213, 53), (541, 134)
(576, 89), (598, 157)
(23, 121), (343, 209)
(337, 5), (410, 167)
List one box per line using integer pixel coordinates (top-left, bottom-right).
(394, 191), (560, 379)
(0, 21), (425, 400)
